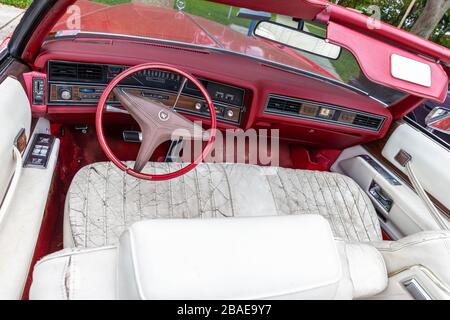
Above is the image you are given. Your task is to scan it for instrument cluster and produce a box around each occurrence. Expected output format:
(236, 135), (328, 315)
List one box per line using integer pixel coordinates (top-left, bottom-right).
(47, 61), (247, 125)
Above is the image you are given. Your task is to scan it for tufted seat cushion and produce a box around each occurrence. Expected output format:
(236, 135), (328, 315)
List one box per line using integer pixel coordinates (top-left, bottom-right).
(64, 162), (381, 247)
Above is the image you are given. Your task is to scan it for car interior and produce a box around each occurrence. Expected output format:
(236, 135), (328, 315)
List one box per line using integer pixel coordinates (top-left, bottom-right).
(0, 0), (449, 300)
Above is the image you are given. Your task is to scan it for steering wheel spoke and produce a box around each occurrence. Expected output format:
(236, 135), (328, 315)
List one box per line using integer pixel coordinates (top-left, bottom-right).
(134, 128), (165, 172)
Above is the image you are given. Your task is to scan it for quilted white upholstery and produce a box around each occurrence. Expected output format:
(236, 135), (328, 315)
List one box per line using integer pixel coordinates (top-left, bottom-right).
(65, 162), (381, 247)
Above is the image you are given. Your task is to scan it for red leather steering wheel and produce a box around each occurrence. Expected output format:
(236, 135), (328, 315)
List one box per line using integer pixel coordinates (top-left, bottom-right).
(96, 63), (217, 181)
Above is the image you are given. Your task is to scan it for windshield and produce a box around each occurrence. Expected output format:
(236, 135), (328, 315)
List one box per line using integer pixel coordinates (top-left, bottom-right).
(50, 0), (406, 105)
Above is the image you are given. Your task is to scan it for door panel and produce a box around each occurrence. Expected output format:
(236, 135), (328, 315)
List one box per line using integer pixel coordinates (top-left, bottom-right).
(332, 146), (441, 239)
(0, 76), (31, 207)
(382, 123), (450, 211)
(332, 120), (450, 238)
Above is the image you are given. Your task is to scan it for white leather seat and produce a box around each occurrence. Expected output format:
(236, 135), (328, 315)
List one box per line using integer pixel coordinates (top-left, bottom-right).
(64, 162), (381, 248)
(31, 216), (388, 300)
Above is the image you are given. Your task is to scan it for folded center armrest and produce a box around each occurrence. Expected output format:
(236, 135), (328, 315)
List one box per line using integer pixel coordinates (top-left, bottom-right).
(117, 215), (345, 300)
(30, 215), (388, 300)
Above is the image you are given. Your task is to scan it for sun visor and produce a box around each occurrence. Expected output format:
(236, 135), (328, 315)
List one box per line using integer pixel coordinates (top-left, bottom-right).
(327, 22), (448, 103)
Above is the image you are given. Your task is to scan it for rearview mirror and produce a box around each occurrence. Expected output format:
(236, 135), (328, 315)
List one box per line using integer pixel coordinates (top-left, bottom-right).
(254, 21), (341, 60)
(425, 107), (450, 135)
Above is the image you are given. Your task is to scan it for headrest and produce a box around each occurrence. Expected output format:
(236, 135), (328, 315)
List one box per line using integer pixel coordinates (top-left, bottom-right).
(117, 215), (344, 299)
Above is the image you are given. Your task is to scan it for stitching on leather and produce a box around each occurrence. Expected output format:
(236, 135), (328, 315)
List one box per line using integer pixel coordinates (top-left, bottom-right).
(302, 170), (318, 215)
(84, 165), (93, 247)
(87, 164), (112, 247)
(121, 165), (127, 235)
(219, 164), (235, 217)
(210, 163), (233, 217)
(359, 186), (382, 240)
(322, 174), (351, 241)
(312, 172), (338, 236)
(291, 170), (312, 214)
(69, 162), (382, 246)
(137, 171), (143, 221)
(36, 246), (117, 266)
(341, 176), (373, 241)
(127, 228), (147, 300)
(206, 163), (216, 218)
(154, 164), (160, 219)
(344, 176), (381, 240)
(179, 162), (188, 219)
(207, 163), (230, 218)
(343, 244), (357, 296)
(166, 163), (174, 219)
(61, 256), (70, 300)
(377, 234), (450, 251)
(65, 196), (77, 247)
(263, 169), (279, 213)
(274, 169), (293, 214)
(69, 255), (76, 300)
(332, 175), (360, 242)
(374, 248), (388, 289)
(192, 165), (203, 218)
(104, 162), (111, 245)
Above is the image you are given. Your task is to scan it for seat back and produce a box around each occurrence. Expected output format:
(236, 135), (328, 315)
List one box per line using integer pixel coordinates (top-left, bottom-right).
(118, 215), (345, 300)
(30, 216), (388, 300)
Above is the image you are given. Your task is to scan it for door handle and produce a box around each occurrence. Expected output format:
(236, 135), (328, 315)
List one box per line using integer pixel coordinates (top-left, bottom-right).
(369, 181), (393, 213)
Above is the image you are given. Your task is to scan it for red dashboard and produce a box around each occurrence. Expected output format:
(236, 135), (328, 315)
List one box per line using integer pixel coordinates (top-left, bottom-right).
(31, 36), (392, 149)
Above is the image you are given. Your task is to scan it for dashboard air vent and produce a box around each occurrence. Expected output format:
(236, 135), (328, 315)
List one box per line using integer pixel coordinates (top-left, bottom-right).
(353, 114), (383, 130)
(267, 97), (301, 113)
(49, 61), (105, 83)
(265, 95), (385, 132)
(49, 62), (77, 81)
(77, 64), (104, 82)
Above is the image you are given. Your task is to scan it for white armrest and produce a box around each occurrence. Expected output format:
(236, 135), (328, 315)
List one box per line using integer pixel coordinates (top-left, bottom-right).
(118, 215), (344, 300)
(372, 231), (450, 287)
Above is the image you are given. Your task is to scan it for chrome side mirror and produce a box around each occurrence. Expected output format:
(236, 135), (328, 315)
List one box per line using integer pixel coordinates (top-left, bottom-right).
(425, 107), (450, 135)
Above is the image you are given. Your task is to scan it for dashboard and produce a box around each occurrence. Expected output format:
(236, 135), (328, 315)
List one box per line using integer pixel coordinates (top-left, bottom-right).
(31, 37), (393, 148)
(47, 61), (246, 125)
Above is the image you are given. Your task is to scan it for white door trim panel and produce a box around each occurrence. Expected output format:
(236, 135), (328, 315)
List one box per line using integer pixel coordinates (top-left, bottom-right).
(0, 146), (23, 226)
(0, 77), (31, 207)
(332, 145), (445, 237)
(382, 123), (450, 213)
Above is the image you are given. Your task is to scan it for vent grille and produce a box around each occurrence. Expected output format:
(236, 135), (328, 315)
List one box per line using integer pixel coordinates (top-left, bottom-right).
(353, 114), (383, 130)
(49, 61), (105, 83)
(266, 95), (384, 131)
(77, 64), (104, 82)
(49, 62), (77, 81)
(267, 97), (301, 113)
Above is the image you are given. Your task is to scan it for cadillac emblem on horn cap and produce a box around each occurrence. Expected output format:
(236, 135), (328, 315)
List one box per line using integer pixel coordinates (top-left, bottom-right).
(158, 109), (170, 121)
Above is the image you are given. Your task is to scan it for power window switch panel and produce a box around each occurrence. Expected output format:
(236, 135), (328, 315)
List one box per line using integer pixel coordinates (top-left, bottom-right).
(24, 134), (55, 169)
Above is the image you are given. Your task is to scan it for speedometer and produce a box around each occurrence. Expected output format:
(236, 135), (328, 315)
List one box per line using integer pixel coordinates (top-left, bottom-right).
(107, 65), (182, 90)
